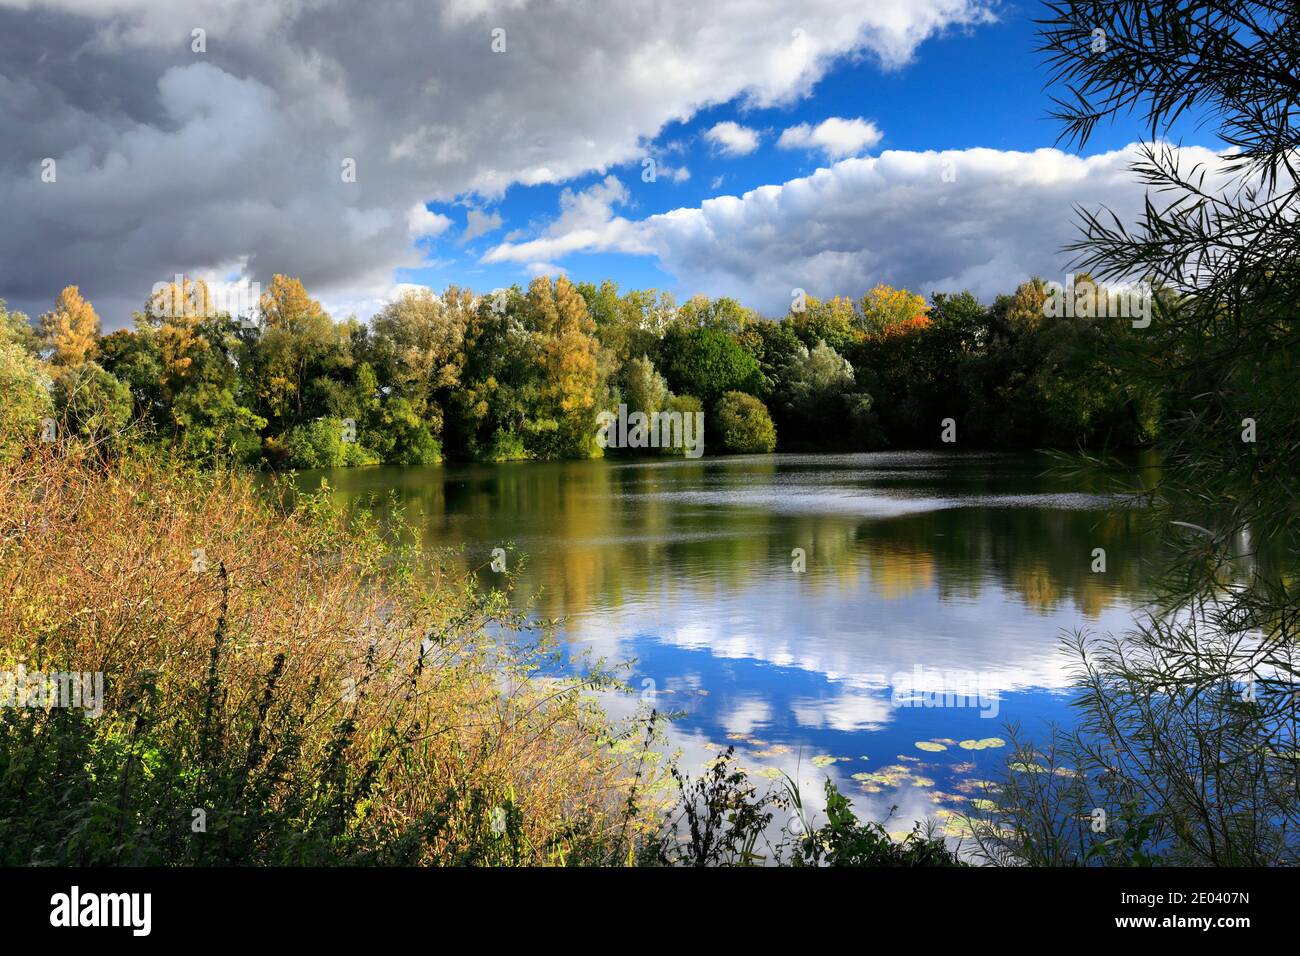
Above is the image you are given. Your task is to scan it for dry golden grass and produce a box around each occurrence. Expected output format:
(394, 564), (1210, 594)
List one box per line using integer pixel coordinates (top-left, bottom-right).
(0, 443), (655, 864)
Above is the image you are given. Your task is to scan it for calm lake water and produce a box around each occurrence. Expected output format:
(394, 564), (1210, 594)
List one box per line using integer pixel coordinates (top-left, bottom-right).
(295, 451), (1155, 832)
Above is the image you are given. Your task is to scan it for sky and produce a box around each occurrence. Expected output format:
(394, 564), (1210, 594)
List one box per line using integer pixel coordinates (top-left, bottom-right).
(0, 0), (1225, 329)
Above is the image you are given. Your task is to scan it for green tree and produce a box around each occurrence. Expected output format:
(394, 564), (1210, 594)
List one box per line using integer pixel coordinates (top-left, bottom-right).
(0, 299), (40, 356)
(368, 286), (468, 434)
(659, 325), (761, 409)
(622, 355), (670, 417)
(714, 391), (777, 454)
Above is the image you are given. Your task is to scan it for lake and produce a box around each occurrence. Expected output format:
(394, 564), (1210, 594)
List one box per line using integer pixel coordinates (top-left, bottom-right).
(294, 451), (1155, 833)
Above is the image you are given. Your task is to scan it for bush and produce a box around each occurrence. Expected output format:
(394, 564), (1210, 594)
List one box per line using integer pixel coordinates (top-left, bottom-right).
(282, 417), (348, 469)
(713, 391), (776, 454)
(478, 428), (530, 462)
(51, 362), (133, 445)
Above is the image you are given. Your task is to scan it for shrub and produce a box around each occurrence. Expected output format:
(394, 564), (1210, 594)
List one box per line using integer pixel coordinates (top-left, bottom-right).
(282, 417), (348, 469)
(713, 391), (776, 454)
(51, 362), (133, 445)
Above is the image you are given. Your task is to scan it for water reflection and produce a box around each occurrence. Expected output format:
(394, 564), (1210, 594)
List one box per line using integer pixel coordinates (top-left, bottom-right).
(293, 451), (1155, 829)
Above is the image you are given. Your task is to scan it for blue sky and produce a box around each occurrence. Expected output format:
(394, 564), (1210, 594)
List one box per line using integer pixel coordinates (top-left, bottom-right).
(400, 3), (1218, 311)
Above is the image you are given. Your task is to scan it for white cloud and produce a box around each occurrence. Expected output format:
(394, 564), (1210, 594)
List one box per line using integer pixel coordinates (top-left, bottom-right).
(482, 143), (1233, 313)
(704, 121), (761, 157)
(778, 116), (883, 158)
(406, 204), (453, 238)
(483, 174), (647, 264)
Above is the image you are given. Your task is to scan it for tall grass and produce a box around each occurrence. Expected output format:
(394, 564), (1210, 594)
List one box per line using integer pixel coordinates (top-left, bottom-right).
(0, 442), (651, 864)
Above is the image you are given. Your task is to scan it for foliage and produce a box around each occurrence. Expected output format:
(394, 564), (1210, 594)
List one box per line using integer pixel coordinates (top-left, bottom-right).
(39, 285), (100, 366)
(51, 362), (133, 446)
(659, 325), (762, 410)
(0, 333), (53, 461)
(10, 264), (1179, 468)
(713, 391), (776, 454)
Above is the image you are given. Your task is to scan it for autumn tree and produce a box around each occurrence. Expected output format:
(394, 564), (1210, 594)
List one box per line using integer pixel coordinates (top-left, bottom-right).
(251, 275), (346, 428)
(527, 275), (605, 458)
(39, 285), (101, 366)
(788, 294), (859, 352)
(368, 286), (468, 433)
(858, 284), (928, 337)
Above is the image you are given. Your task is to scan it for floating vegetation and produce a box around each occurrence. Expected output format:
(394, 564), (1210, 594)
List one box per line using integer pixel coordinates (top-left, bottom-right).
(970, 798), (999, 812)
(957, 737), (1007, 751)
(852, 763), (935, 789)
(915, 741), (948, 752)
(810, 754), (847, 768)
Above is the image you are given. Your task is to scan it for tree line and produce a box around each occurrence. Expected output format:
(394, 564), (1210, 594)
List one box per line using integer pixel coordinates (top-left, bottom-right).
(0, 269), (1161, 468)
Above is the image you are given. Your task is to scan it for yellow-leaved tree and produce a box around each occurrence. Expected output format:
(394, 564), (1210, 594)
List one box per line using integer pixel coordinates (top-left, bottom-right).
(40, 285), (101, 366)
(255, 274), (339, 424)
(529, 275), (603, 458)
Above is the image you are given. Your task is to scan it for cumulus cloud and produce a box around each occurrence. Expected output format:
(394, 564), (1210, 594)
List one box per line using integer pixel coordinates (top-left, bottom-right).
(407, 204), (454, 239)
(778, 116), (883, 158)
(704, 121), (761, 157)
(485, 143), (1233, 313)
(0, 0), (996, 325)
(459, 208), (503, 245)
(483, 174), (647, 265)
